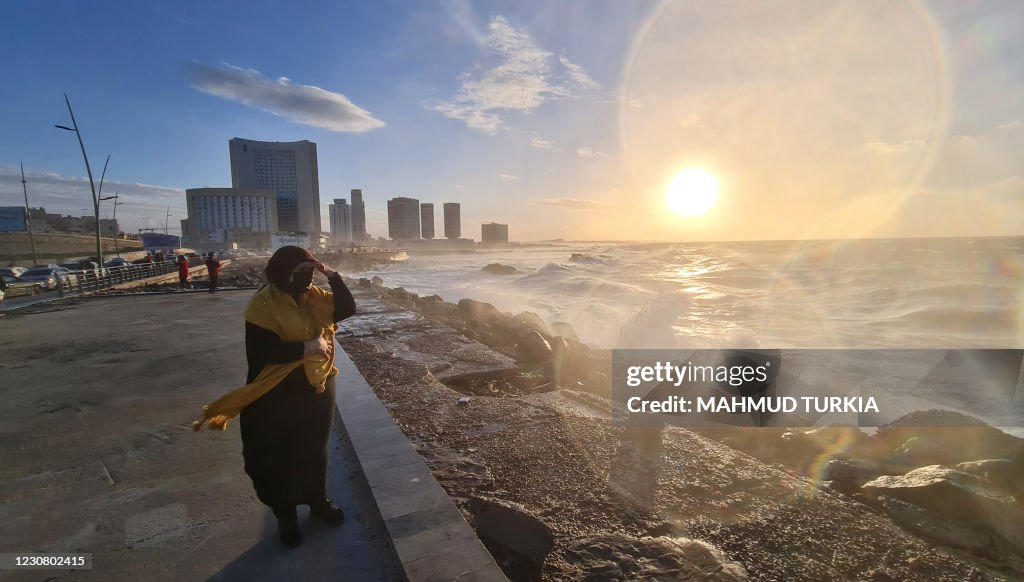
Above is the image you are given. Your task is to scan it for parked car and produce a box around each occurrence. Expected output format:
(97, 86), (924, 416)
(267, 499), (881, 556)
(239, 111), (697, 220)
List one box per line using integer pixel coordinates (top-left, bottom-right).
(0, 267), (28, 279)
(18, 267), (66, 290)
(60, 260), (108, 278)
(0, 274), (44, 299)
(104, 258), (131, 268)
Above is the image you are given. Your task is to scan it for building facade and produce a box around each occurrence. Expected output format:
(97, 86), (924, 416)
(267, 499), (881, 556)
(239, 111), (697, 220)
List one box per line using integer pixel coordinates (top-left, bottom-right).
(481, 222), (509, 245)
(228, 138), (320, 235)
(420, 203), (435, 239)
(270, 231), (311, 251)
(387, 197), (421, 240)
(350, 189), (366, 243)
(443, 202), (461, 239)
(183, 187), (278, 247)
(329, 199), (353, 245)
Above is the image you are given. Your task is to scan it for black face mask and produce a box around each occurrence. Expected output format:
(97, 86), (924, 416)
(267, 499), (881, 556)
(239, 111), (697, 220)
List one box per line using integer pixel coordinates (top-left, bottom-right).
(290, 271), (314, 293)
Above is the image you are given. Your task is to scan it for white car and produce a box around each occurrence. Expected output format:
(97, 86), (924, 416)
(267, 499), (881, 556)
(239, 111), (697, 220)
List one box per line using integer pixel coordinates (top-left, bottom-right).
(0, 274), (44, 299)
(19, 267), (77, 290)
(0, 267), (28, 279)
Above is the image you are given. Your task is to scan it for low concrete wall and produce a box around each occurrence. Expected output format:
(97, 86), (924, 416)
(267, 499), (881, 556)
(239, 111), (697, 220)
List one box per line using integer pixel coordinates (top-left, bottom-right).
(333, 348), (508, 581)
(0, 232), (142, 263)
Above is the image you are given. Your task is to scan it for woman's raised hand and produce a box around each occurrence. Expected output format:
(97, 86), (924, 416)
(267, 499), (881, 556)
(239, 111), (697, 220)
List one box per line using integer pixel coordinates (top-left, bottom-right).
(315, 261), (337, 278)
(303, 336), (331, 358)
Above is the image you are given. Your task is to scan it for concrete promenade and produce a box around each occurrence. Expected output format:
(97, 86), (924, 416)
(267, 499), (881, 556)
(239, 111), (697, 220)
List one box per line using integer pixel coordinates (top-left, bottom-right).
(0, 293), (403, 581)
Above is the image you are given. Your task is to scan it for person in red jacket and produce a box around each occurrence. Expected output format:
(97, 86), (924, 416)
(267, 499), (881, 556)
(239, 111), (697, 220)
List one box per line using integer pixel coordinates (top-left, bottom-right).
(177, 255), (190, 290)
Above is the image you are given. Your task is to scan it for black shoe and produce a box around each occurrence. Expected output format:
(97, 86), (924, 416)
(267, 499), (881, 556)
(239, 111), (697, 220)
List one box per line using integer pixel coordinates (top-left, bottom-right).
(276, 508), (302, 547)
(310, 499), (345, 527)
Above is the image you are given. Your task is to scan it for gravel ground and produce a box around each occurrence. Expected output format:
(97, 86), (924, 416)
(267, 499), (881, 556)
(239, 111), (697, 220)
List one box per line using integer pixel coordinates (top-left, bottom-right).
(338, 294), (1006, 581)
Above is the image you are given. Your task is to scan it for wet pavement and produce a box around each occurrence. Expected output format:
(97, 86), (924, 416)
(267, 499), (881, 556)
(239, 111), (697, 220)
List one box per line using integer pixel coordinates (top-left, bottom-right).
(0, 292), (402, 581)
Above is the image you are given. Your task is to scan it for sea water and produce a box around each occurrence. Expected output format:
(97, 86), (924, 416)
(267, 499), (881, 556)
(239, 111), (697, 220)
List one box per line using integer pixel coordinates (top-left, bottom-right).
(356, 237), (1023, 351)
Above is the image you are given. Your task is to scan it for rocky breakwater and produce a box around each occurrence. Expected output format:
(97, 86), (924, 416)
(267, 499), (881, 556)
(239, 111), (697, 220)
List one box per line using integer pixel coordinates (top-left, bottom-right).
(697, 409), (1024, 574)
(352, 276), (610, 401)
(338, 278), (996, 581)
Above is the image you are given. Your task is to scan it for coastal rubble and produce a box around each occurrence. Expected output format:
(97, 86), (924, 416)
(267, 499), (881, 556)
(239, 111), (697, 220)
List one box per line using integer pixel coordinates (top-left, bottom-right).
(863, 466), (1024, 556)
(338, 282), (1007, 580)
(560, 534), (749, 581)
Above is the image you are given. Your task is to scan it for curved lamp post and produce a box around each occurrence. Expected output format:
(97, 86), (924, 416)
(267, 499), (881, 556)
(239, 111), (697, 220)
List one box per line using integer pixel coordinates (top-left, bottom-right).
(55, 94), (110, 264)
(99, 192), (124, 258)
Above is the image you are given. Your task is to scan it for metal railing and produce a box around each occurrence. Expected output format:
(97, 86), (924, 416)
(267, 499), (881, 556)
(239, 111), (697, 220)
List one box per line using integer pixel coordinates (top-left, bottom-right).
(54, 261), (182, 296)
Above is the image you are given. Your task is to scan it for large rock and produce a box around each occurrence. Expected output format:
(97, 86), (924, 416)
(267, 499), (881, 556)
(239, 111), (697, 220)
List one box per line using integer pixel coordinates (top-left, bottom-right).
(468, 497), (553, 572)
(561, 534), (748, 580)
(488, 313), (533, 345)
(820, 456), (870, 495)
(458, 298), (501, 322)
(862, 465), (1024, 552)
(514, 311), (553, 337)
(878, 495), (1018, 559)
(875, 410), (1024, 468)
(957, 458), (1024, 497)
(515, 331), (553, 365)
(482, 263), (518, 275)
(417, 295), (460, 318)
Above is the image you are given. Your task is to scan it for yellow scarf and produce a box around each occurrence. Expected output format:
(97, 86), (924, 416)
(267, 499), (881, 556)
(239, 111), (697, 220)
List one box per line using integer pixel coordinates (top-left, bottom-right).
(192, 284), (338, 431)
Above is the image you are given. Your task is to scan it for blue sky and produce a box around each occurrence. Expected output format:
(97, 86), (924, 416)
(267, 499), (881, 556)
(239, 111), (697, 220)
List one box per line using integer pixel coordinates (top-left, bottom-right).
(1, 0), (1021, 241)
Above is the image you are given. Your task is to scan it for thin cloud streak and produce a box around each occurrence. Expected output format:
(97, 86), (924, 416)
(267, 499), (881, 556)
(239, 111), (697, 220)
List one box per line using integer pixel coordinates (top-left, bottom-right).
(576, 147), (609, 158)
(187, 61), (385, 133)
(0, 166), (186, 232)
(530, 137), (554, 150)
(534, 198), (627, 211)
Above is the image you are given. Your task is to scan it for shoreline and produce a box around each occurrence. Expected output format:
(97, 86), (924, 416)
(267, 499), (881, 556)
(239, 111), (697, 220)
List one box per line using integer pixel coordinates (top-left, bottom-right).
(337, 277), (1022, 580)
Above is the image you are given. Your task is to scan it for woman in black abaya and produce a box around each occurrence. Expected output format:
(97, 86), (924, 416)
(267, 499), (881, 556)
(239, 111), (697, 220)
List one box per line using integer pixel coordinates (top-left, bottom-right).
(239, 246), (356, 547)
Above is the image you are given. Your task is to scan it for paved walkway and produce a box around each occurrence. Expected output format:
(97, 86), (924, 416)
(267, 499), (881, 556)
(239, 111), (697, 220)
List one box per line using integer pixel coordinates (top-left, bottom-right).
(0, 293), (402, 581)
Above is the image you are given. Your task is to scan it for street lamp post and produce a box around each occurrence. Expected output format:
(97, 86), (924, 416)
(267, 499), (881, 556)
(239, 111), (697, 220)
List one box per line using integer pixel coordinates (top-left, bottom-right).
(20, 163), (38, 266)
(99, 191), (123, 258)
(55, 94), (109, 265)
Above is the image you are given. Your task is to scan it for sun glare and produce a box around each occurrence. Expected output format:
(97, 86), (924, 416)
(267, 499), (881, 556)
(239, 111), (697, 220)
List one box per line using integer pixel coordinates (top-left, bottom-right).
(666, 168), (719, 217)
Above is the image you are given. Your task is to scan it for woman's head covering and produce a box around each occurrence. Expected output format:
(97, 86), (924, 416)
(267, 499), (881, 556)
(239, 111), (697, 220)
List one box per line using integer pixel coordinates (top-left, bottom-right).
(265, 245), (315, 291)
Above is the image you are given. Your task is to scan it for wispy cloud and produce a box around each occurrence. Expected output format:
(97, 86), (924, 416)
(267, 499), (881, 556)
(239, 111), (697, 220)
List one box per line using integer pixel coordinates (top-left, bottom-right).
(498, 173), (523, 181)
(996, 120), (1022, 132)
(558, 55), (598, 90)
(187, 61), (385, 133)
(530, 137), (554, 150)
(534, 198), (625, 211)
(433, 16), (599, 133)
(0, 166), (186, 232)
(862, 140), (923, 155)
(576, 147), (609, 158)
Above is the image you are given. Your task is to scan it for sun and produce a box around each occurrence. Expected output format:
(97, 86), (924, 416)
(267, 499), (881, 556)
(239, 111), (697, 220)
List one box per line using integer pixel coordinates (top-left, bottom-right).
(666, 168), (719, 217)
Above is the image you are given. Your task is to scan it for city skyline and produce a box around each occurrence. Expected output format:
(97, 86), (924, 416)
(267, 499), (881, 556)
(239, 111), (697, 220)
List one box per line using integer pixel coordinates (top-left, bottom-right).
(0, 1), (1022, 242)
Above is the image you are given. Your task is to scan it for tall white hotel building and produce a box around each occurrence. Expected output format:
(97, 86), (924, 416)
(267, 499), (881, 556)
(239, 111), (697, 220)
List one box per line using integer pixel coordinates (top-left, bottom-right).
(228, 138), (321, 235)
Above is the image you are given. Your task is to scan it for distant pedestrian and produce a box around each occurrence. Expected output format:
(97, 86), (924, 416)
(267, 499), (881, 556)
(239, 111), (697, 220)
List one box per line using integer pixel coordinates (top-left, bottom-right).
(177, 255), (190, 289)
(205, 252), (221, 294)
